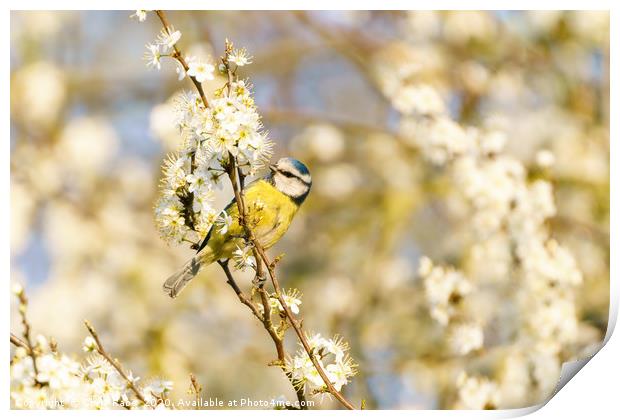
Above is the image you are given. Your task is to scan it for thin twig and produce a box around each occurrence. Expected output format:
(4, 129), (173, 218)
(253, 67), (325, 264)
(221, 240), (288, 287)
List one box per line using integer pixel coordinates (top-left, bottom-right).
(189, 373), (202, 407)
(84, 320), (148, 405)
(10, 333), (29, 351)
(217, 260), (263, 321)
(14, 288), (42, 385)
(228, 156), (354, 408)
(217, 260), (307, 408)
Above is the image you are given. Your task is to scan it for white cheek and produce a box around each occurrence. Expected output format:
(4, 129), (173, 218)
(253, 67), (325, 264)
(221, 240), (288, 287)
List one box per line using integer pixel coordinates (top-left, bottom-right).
(274, 174), (307, 198)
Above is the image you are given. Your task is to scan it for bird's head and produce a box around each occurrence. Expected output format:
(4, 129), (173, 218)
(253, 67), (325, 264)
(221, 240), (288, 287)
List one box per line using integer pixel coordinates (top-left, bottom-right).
(268, 157), (312, 205)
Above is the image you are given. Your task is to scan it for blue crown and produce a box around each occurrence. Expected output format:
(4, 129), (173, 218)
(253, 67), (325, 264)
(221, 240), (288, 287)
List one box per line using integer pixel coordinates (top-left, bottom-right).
(284, 157), (310, 176)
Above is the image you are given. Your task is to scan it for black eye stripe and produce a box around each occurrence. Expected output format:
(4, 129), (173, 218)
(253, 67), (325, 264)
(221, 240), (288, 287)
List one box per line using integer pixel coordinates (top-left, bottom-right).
(277, 169), (311, 186)
(279, 169), (296, 178)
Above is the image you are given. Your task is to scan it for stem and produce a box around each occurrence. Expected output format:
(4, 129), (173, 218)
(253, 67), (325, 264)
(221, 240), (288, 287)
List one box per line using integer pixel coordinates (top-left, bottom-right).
(217, 260), (264, 321)
(224, 147), (354, 409)
(189, 373), (202, 407)
(217, 260), (308, 409)
(10, 333), (29, 351)
(84, 320), (148, 405)
(15, 289), (42, 385)
(149, 12), (342, 409)
(154, 10), (209, 108)
(217, 40), (355, 408)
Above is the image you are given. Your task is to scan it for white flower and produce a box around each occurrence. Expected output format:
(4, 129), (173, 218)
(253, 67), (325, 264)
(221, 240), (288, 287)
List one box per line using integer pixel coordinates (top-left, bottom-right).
(186, 168), (212, 194)
(162, 154), (188, 190)
(323, 336), (349, 362)
(420, 258), (472, 325)
(282, 293), (302, 315)
(455, 372), (500, 409)
(215, 211), (233, 235)
(229, 48), (253, 67)
(155, 195), (189, 244)
(147, 378), (174, 394)
(325, 358), (356, 391)
(187, 61), (215, 83)
(270, 289), (303, 315)
(536, 149), (555, 168)
(130, 10), (147, 22)
(175, 61), (186, 80)
(287, 334), (356, 393)
(392, 83), (445, 116)
(82, 336), (97, 353)
(232, 245), (256, 271)
(157, 27), (181, 52)
(401, 116), (475, 165)
(144, 43), (163, 70)
(449, 323), (484, 355)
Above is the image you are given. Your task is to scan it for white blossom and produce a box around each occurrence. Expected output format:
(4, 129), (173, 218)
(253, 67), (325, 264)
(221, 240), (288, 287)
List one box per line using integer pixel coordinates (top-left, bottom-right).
(455, 372), (500, 409)
(144, 43), (163, 70)
(536, 149), (556, 168)
(130, 10), (147, 22)
(449, 323), (484, 355)
(229, 48), (253, 67)
(82, 336), (97, 353)
(232, 245), (256, 271)
(187, 61), (215, 83)
(286, 334), (356, 393)
(157, 27), (181, 52)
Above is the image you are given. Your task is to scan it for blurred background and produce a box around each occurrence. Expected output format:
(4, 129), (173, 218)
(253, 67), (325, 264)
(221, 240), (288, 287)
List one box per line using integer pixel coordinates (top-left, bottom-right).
(10, 11), (609, 409)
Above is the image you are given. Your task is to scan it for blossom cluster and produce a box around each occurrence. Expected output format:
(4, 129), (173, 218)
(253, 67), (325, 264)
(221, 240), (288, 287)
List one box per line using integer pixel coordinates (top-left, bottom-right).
(11, 287), (173, 410)
(11, 340), (173, 409)
(392, 56), (583, 406)
(258, 289), (303, 316)
(418, 257), (483, 356)
(287, 334), (357, 393)
(152, 45), (272, 245)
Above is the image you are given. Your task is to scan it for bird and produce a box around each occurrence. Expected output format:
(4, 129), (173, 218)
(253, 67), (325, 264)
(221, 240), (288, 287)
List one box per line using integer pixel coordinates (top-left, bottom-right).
(162, 157), (312, 298)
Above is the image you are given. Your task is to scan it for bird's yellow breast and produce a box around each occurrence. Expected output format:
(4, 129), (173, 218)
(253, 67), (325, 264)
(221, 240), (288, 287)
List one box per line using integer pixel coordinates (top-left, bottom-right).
(206, 180), (300, 260)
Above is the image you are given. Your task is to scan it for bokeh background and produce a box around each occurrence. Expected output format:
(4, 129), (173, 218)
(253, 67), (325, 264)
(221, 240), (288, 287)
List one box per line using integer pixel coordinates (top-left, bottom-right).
(10, 11), (609, 409)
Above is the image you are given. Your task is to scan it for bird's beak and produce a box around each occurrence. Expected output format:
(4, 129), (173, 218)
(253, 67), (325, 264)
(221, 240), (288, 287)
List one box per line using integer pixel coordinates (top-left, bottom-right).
(269, 164), (278, 173)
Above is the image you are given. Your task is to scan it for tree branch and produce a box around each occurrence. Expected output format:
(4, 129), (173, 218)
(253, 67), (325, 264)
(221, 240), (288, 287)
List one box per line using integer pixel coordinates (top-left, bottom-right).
(220, 55), (355, 406)
(84, 320), (148, 405)
(10, 333), (29, 351)
(154, 10), (209, 108)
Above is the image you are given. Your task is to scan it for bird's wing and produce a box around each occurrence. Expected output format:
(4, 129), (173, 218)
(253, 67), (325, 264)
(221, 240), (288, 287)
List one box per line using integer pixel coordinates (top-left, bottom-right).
(195, 177), (262, 254)
(195, 197), (236, 254)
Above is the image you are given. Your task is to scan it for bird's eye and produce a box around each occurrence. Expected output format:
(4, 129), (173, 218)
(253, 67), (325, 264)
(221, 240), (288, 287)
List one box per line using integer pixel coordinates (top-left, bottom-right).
(279, 170), (295, 178)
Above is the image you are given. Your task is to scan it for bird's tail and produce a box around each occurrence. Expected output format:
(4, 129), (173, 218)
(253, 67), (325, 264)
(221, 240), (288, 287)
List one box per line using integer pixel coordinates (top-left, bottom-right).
(163, 248), (214, 298)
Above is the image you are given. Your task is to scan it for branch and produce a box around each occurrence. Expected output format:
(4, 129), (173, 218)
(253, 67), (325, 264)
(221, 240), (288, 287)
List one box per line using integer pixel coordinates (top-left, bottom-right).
(14, 287), (43, 386)
(84, 320), (148, 405)
(150, 11), (338, 409)
(220, 44), (355, 407)
(10, 333), (29, 351)
(189, 373), (203, 407)
(154, 10), (209, 108)
(217, 260), (264, 322)
(217, 260), (308, 408)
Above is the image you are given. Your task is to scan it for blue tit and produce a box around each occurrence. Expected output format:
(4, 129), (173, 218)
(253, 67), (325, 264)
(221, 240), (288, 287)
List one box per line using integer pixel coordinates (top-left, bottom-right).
(163, 157), (312, 298)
